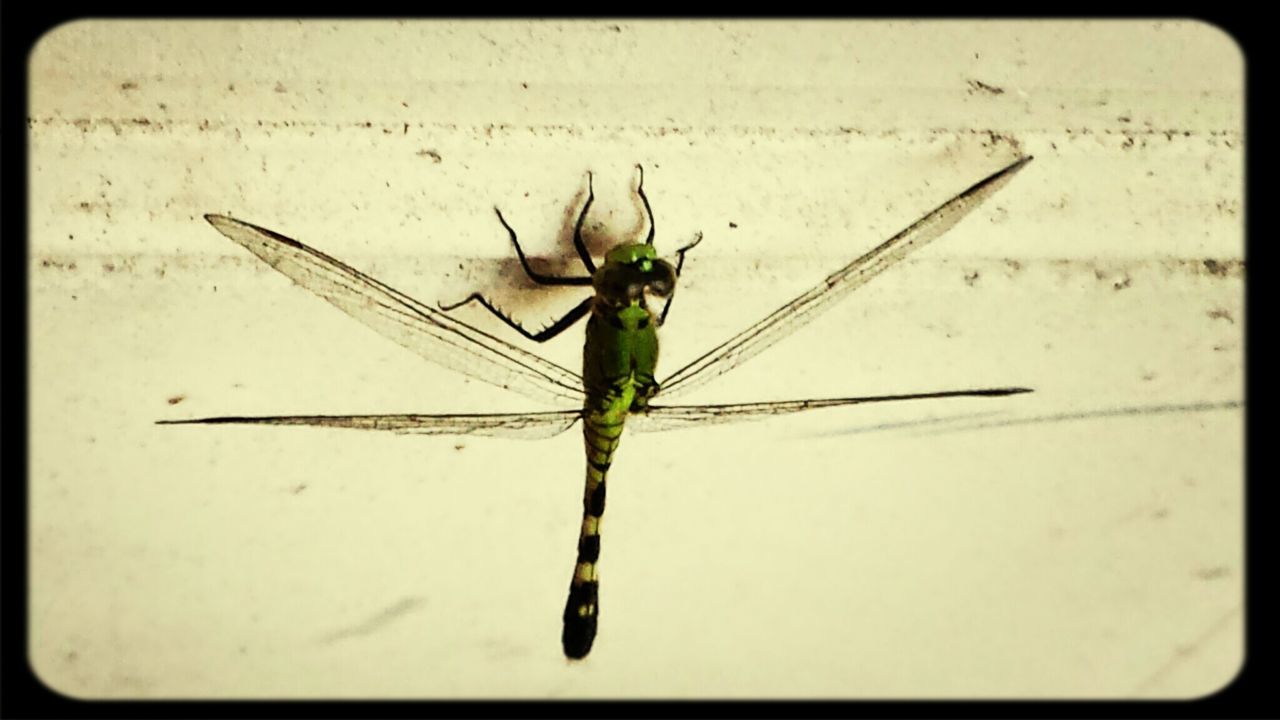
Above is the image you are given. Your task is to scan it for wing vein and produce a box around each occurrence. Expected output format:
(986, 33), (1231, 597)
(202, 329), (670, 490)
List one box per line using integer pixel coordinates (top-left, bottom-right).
(204, 215), (586, 404)
(629, 387), (1032, 432)
(158, 410), (585, 440)
(658, 156), (1032, 399)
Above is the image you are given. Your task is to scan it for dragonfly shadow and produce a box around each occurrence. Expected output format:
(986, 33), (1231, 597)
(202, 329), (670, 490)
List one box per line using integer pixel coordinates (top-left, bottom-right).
(808, 400), (1242, 439)
(549, 165), (657, 261)
(911, 399), (1244, 435)
(449, 175), (645, 334)
(802, 410), (1008, 438)
(438, 277), (588, 347)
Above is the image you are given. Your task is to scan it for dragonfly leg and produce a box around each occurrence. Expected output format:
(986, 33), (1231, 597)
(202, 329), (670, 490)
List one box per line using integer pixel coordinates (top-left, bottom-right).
(635, 164), (656, 246)
(572, 172), (599, 274)
(439, 293), (593, 343)
(631, 374), (660, 411)
(494, 208), (594, 287)
(672, 231), (704, 275)
(656, 231), (704, 326)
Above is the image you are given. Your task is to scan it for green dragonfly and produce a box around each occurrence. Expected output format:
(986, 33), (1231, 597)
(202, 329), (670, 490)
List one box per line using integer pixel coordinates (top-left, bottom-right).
(163, 156), (1033, 659)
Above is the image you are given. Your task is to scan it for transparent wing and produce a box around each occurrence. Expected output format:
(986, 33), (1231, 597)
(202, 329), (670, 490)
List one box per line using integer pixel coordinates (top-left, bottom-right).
(657, 156), (1033, 400)
(157, 409), (584, 440)
(629, 387), (1032, 433)
(204, 215), (586, 405)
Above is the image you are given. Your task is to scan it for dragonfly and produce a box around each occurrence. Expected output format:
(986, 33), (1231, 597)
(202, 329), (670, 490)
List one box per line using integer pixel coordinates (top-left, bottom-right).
(162, 156), (1033, 659)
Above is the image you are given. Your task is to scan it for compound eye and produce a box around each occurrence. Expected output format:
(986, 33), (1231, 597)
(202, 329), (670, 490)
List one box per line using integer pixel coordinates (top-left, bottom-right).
(646, 260), (677, 296)
(647, 276), (673, 297)
(596, 266), (628, 299)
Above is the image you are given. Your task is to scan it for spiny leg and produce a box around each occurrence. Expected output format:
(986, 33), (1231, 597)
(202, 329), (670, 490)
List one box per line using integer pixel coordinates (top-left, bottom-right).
(635, 164), (656, 246)
(442, 177), (601, 342)
(493, 208), (593, 287)
(657, 231), (704, 326)
(572, 172), (598, 274)
(439, 294), (593, 343)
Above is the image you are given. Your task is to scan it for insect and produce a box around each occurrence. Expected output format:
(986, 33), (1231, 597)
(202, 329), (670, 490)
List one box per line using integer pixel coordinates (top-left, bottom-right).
(163, 157), (1033, 659)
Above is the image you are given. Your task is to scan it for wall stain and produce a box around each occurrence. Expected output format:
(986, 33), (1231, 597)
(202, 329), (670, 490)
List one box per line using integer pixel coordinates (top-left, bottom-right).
(818, 400), (1244, 439)
(1132, 605), (1241, 695)
(1206, 308), (1235, 324)
(318, 597), (426, 644)
(27, 115), (1242, 147)
(966, 79), (1006, 95)
(1194, 566), (1231, 581)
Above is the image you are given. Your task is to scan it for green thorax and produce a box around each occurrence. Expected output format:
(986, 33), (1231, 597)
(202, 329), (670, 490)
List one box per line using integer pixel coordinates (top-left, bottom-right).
(581, 244), (675, 415)
(603, 243), (658, 271)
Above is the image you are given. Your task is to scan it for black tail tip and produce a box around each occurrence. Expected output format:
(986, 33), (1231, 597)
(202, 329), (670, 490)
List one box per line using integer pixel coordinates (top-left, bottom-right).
(562, 618), (598, 660)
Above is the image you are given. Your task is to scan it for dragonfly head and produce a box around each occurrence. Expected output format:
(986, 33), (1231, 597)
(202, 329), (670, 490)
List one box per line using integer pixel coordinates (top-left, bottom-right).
(596, 243), (677, 307)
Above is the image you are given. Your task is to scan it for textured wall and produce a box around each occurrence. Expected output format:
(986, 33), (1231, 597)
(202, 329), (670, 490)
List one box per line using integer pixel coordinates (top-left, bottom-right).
(28, 19), (1242, 698)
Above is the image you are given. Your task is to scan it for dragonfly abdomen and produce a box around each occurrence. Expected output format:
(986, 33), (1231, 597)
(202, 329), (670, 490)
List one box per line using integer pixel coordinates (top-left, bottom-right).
(562, 414), (624, 659)
(562, 368), (636, 659)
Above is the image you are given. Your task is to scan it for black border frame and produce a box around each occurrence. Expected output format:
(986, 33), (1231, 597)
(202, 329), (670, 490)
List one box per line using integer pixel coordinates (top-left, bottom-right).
(4, 11), (1264, 718)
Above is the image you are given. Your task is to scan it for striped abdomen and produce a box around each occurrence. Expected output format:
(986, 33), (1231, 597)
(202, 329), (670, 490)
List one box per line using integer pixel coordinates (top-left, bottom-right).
(561, 411), (625, 659)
